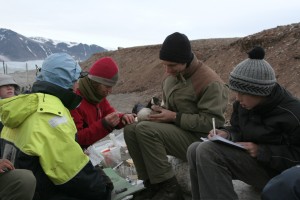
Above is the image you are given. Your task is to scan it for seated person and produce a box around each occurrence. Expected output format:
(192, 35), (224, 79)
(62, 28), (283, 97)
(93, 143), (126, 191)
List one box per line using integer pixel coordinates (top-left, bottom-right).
(0, 74), (19, 99)
(187, 46), (300, 199)
(70, 57), (135, 149)
(0, 74), (20, 131)
(124, 32), (229, 200)
(0, 53), (113, 200)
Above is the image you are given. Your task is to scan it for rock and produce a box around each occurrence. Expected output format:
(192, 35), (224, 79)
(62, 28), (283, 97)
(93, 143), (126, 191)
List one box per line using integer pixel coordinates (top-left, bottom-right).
(168, 156), (261, 199)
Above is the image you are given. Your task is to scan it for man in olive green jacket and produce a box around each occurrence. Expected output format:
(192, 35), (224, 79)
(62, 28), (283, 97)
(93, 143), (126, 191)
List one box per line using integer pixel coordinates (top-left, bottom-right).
(124, 32), (229, 200)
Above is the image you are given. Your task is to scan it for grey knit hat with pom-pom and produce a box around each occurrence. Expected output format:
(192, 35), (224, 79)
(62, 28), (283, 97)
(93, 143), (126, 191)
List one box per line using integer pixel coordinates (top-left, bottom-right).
(229, 46), (276, 96)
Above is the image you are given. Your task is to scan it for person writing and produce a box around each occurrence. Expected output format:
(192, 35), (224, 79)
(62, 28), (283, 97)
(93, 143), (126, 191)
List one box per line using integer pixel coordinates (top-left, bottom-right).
(124, 32), (229, 200)
(187, 46), (300, 199)
(70, 57), (135, 149)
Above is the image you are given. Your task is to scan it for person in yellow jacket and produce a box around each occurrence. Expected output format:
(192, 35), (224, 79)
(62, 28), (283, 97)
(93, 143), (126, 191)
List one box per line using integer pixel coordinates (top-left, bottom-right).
(0, 53), (113, 200)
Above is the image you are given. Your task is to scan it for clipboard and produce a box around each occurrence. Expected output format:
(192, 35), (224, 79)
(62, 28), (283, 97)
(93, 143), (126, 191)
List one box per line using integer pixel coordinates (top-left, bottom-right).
(201, 135), (246, 150)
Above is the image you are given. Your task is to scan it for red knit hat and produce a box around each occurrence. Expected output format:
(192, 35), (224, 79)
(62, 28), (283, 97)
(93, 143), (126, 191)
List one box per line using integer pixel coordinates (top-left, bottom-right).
(88, 57), (119, 86)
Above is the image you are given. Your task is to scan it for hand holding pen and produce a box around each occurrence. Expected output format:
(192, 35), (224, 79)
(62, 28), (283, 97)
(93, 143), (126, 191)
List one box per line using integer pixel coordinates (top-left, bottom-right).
(208, 118), (229, 139)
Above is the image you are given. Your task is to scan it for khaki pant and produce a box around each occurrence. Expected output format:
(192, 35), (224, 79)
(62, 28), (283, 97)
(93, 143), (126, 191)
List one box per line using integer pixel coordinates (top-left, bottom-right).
(0, 169), (36, 200)
(124, 121), (200, 184)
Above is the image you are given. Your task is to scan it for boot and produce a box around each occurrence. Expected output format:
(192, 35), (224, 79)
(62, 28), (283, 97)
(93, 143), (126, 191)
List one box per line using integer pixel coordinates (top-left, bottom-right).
(133, 180), (159, 200)
(150, 176), (184, 200)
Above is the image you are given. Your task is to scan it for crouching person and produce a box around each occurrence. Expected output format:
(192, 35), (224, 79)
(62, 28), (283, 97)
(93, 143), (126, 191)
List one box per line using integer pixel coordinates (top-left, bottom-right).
(0, 53), (113, 200)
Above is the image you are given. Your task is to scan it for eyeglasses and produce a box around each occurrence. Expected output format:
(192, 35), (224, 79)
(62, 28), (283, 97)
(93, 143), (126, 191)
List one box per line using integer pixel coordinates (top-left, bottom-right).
(79, 71), (89, 78)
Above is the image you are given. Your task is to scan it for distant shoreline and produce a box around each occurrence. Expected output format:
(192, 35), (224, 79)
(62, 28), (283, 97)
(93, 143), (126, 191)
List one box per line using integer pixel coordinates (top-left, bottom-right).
(1, 60), (43, 74)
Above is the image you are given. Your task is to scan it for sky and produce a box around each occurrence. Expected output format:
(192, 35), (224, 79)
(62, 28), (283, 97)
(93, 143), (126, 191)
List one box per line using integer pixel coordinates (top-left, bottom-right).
(1, 0), (300, 50)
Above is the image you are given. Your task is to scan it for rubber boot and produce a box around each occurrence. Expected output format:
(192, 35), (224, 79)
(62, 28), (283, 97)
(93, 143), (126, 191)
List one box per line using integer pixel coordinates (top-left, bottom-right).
(133, 180), (159, 200)
(150, 176), (184, 200)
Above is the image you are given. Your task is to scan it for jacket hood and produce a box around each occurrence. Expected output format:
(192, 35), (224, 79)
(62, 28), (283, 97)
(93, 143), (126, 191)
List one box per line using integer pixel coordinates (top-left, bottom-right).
(0, 94), (38, 128)
(32, 81), (82, 110)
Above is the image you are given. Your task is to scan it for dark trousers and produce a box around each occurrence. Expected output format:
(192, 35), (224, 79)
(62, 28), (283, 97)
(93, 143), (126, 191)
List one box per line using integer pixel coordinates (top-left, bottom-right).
(187, 142), (273, 200)
(262, 165), (300, 200)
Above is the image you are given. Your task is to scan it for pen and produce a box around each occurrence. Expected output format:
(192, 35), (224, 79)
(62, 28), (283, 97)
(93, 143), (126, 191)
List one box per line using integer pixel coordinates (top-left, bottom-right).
(212, 118), (216, 136)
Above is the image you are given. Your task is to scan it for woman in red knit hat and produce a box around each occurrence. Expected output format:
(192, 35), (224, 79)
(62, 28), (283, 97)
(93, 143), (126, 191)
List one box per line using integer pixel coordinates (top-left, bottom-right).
(71, 57), (135, 149)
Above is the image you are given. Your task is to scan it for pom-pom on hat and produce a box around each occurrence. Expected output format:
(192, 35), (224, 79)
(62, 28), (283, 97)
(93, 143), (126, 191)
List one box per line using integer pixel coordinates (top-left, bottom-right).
(159, 32), (193, 63)
(0, 74), (20, 90)
(36, 53), (81, 89)
(229, 46), (276, 96)
(88, 57), (119, 86)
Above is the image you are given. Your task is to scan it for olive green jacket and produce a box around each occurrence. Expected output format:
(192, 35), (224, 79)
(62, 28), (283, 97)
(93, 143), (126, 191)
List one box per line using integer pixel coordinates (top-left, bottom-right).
(162, 55), (229, 135)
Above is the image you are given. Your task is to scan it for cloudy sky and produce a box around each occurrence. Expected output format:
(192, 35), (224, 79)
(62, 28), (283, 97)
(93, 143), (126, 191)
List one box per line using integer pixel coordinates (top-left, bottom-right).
(1, 0), (300, 49)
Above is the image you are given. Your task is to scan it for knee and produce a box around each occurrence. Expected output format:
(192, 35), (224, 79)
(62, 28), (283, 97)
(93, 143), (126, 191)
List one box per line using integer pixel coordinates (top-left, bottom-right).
(124, 122), (152, 141)
(193, 142), (219, 161)
(25, 170), (36, 186)
(132, 121), (153, 136)
(14, 169), (36, 186)
(262, 167), (300, 200)
(187, 142), (201, 160)
(124, 123), (137, 139)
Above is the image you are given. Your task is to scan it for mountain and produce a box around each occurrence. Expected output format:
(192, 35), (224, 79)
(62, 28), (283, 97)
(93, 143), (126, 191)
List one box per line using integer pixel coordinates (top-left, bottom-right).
(11, 22), (300, 113)
(0, 28), (106, 62)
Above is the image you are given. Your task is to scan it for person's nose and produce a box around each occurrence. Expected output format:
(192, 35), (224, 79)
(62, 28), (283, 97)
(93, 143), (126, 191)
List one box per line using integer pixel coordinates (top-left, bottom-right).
(165, 66), (173, 74)
(107, 87), (113, 93)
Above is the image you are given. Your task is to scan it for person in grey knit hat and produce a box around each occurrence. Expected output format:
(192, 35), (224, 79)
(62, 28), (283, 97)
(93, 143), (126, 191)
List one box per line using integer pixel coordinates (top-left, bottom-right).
(187, 46), (300, 199)
(229, 46), (276, 96)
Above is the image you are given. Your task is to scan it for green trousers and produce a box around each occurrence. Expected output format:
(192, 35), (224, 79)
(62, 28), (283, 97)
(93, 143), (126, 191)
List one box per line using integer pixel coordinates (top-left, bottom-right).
(124, 121), (201, 184)
(0, 169), (36, 200)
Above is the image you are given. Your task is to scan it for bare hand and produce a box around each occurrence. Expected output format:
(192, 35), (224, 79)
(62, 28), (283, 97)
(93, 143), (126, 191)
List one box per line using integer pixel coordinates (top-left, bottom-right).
(104, 112), (120, 127)
(148, 105), (176, 123)
(0, 159), (14, 173)
(208, 129), (229, 139)
(121, 113), (136, 125)
(237, 142), (258, 157)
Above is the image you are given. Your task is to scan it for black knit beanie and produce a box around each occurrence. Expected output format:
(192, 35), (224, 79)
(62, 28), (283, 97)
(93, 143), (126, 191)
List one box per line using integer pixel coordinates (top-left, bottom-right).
(159, 32), (193, 63)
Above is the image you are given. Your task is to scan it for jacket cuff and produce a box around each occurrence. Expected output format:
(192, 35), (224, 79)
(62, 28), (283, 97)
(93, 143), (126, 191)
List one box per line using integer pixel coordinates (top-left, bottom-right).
(174, 112), (181, 126)
(101, 119), (114, 132)
(218, 127), (231, 140)
(257, 145), (271, 164)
